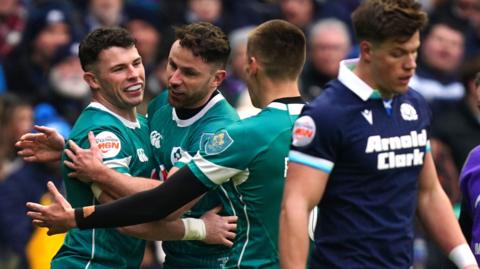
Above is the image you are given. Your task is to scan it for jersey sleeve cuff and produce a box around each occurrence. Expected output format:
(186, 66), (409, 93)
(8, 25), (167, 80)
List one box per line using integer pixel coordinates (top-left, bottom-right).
(289, 150), (334, 173)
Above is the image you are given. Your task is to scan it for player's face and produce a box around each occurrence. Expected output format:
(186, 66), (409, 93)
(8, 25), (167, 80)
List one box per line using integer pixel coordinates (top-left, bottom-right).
(91, 46), (145, 111)
(166, 40), (221, 109)
(368, 31), (420, 97)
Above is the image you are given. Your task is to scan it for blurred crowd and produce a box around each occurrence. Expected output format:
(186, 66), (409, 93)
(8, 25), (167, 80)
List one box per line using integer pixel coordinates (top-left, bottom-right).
(1, 0), (480, 268)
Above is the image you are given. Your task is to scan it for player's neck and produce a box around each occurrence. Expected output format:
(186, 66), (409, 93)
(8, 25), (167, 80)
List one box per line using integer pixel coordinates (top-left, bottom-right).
(354, 60), (394, 99)
(92, 96), (137, 122)
(258, 79), (301, 108)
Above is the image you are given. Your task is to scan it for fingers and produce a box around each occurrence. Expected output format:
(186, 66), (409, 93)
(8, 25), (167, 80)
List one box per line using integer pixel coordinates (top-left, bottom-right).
(222, 238), (234, 248)
(27, 211), (48, 221)
(208, 205), (223, 214)
(64, 149), (77, 163)
(33, 125), (57, 135)
(26, 202), (47, 213)
(68, 140), (82, 154)
(88, 131), (98, 149)
(47, 181), (70, 209)
(223, 215), (238, 224)
(18, 132), (46, 142)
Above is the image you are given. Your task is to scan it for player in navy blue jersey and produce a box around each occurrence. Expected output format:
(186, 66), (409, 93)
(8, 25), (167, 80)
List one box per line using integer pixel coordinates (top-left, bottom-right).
(279, 0), (478, 268)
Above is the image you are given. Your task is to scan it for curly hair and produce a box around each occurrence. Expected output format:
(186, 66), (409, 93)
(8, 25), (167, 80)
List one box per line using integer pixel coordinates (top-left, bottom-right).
(174, 22), (230, 68)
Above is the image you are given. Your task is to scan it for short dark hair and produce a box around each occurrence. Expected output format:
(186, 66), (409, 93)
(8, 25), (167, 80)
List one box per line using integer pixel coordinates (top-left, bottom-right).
(174, 22), (230, 68)
(247, 19), (306, 80)
(79, 27), (136, 72)
(352, 0), (428, 44)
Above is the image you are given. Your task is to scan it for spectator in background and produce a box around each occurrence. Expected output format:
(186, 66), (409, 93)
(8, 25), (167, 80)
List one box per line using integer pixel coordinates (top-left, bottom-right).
(3, 2), (76, 105)
(0, 0), (26, 61)
(300, 18), (351, 101)
(0, 93), (33, 181)
(279, 0), (352, 38)
(82, 0), (124, 34)
(124, 3), (166, 114)
(409, 17), (466, 114)
(0, 103), (68, 269)
(48, 42), (89, 124)
(165, 0), (234, 34)
(431, 55), (480, 171)
(221, 25), (260, 118)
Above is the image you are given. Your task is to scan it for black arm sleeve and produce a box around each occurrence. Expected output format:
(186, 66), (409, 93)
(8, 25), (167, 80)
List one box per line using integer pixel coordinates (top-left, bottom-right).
(75, 166), (209, 229)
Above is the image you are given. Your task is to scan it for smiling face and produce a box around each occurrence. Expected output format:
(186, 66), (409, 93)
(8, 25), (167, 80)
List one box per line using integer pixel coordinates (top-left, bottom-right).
(87, 46), (145, 112)
(364, 31), (420, 97)
(166, 40), (223, 109)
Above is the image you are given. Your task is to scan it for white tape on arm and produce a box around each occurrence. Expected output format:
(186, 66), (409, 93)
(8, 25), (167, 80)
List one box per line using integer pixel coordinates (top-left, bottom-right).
(181, 218), (206, 240)
(449, 243), (477, 268)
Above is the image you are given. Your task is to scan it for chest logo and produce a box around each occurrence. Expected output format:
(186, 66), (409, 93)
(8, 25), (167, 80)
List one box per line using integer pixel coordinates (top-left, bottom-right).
(361, 109), (373, 125)
(400, 103), (418, 121)
(150, 131), (163, 149)
(137, 148), (149, 162)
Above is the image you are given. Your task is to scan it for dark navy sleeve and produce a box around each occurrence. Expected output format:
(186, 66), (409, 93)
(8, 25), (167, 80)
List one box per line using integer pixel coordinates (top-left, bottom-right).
(288, 101), (342, 173)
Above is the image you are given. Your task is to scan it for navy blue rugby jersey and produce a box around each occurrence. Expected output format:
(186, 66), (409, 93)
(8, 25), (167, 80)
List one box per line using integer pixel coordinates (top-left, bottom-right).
(289, 59), (432, 269)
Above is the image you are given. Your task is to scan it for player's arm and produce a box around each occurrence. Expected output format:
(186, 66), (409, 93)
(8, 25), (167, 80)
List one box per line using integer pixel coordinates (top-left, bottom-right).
(26, 165), (211, 234)
(63, 132), (160, 198)
(118, 205), (237, 247)
(279, 162), (328, 268)
(16, 125), (65, 162)
(417, 152), (478, 269)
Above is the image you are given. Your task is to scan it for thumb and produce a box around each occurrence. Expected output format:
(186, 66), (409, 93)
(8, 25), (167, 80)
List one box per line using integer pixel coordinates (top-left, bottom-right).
(208, 205), (223, 214)
(47, 181), (70, 209)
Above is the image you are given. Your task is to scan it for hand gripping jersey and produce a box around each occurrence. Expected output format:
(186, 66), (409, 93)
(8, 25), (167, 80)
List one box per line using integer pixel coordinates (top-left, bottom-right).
(148, 91), (240, 268)
(289, 59), (432, 268)
(188, 98), (304, 268)
(460, 146), (480, 264)
(52, 102), (154, 269)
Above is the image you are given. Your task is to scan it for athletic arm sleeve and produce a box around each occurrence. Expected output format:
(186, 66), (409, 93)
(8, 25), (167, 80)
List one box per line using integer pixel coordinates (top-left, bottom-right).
(75, 166), (209, 229)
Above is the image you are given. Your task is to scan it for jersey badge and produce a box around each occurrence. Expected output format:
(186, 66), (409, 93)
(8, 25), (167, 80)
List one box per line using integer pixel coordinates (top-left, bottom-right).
(95, 131), (121, 158)
(205, 130), (233, 155)
(292, 116), (316, 147)
(400, 103), (418, 121)
(150, 130), (163, 149)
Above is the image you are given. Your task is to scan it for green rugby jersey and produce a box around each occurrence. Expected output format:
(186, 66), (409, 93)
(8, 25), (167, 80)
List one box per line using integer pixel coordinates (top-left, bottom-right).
(188, 99), (304, 268)
(148, 92), (240, 268)
(52, 102), (154, 269)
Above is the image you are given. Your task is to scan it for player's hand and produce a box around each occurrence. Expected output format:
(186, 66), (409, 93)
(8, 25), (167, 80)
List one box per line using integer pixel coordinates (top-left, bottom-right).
(26, 181), (76, 235)
(464, 265), (479, 269)
(201, 206), (237, 247)
(16, 125), (65, 162)
(64, 131), (104, 183)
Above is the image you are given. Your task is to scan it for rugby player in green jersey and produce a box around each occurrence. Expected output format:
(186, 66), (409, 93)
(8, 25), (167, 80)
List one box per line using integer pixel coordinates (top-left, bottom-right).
(26, 19), (306, 268)
(18, 27), (236, 268)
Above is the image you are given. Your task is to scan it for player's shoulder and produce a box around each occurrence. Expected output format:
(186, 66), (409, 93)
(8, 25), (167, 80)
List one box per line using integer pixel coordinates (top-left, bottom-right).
(147, 90), (169, 115)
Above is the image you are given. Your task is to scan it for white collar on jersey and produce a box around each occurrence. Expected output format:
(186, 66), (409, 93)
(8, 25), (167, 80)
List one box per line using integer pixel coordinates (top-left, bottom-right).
(338, 58), (380, 101)
(88, 102), (140, 129)
(267, 102), (304, 115)
(172, 91), (225, 127)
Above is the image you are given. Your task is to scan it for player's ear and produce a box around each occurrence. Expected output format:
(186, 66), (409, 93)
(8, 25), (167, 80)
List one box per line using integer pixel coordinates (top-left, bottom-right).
(359, 40), (373, 63)
(83, 72), (100, 90)
(247, 56), (258, 75)
(211, 69), (227, 88)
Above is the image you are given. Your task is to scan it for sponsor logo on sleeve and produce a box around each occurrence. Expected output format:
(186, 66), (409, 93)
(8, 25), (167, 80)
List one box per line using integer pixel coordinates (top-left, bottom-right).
(95, 131), (121, 158)
(204, 130), (233, 155)
(292, 116), (316, 147)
